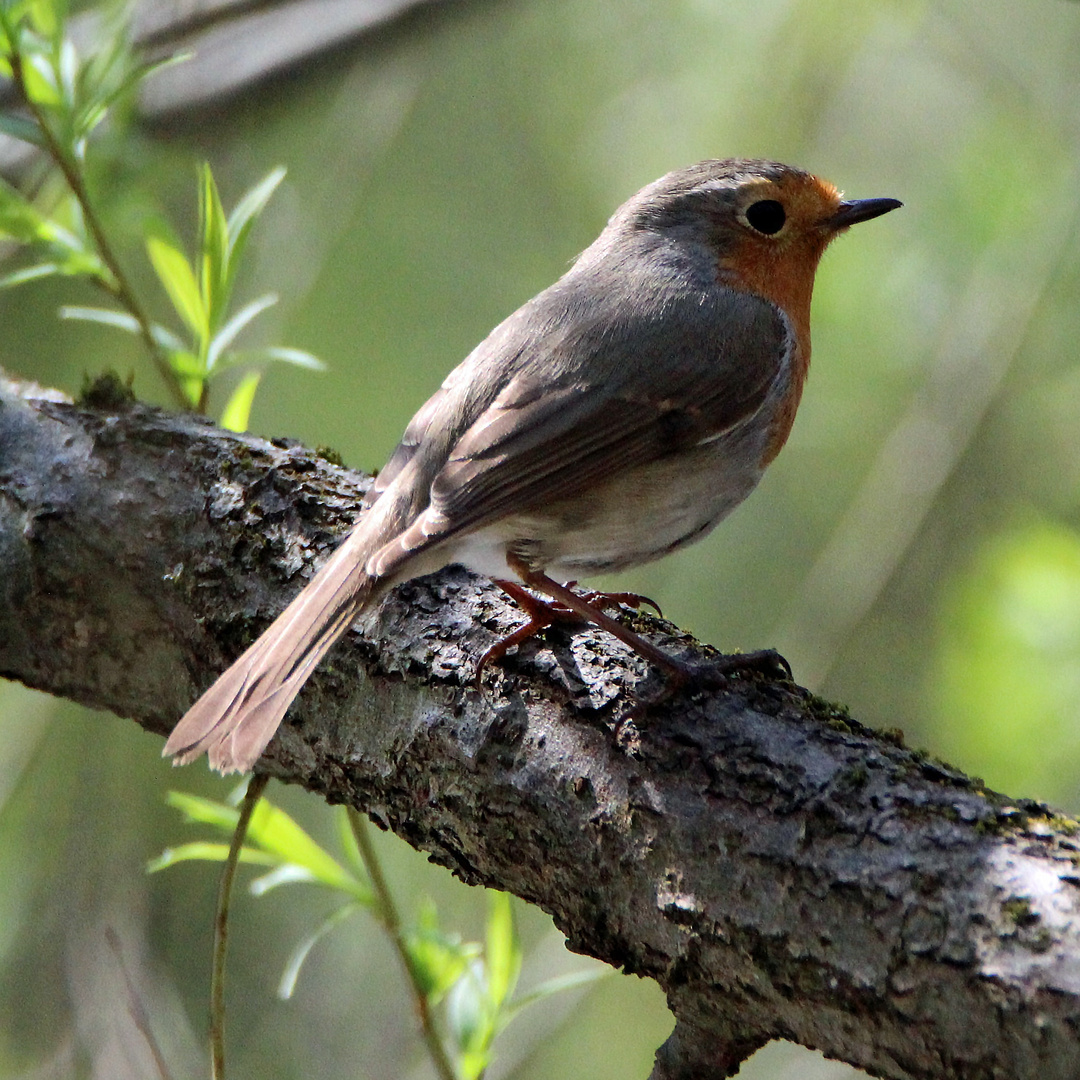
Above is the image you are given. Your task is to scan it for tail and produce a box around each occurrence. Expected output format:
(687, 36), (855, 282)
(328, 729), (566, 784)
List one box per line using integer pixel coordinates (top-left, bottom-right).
(163, 528), (384, 774)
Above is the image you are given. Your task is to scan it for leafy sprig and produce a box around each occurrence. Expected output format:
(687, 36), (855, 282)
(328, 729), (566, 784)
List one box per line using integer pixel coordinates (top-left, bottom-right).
(153, 789), (608, 1080)
(0, 0), (321, 422)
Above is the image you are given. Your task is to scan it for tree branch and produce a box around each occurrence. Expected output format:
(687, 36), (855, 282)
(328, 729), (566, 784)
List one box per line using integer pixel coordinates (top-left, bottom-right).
(3, 370), (1080, 1080)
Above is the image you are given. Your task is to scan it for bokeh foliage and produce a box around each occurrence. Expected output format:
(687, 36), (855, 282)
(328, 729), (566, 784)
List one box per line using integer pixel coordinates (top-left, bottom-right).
(2, 0), (1080, 1077)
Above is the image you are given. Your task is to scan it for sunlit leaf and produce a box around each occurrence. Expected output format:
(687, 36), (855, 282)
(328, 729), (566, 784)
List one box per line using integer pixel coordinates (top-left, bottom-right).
(404, 900), (481, 1003)
(245, 799), (368, 897)
(22, 49), (60, 107)
(446, 960), (494, 1076)
(199, 163), (230, 331)
(146, 231), (205, 342)
(180, 375), (203, 407)
(52, 244), (107, 280)
(501, 965), (611, 1023)
(224, 165), (285, 297)
(226, 166), (286, 252)
(61, 305), (138, 334)
(249, 862), (317, 896)
(147, 842), (279, 873)
(277, 903), (361, 1000)
(0, 179), (61, 243)
(166, 790), (241, 831)
(0, 262), (60, 288)
(261, 345), (325, 370)
(206, 292), (277, 370)
(484, 891), (521, 1012)
(56, 35), (77, 110)
(166, 350), (205, 379)
(219, 370), (261, 432)
(26, 0), (62, 39)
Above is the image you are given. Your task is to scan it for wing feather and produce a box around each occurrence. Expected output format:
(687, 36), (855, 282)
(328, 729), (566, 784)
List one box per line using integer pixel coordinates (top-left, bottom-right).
(370, 284), (791, 576)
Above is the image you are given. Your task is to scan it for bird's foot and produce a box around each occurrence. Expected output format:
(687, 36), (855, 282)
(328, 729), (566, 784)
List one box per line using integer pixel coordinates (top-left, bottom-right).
(568, 583), (663, 618)
(478, 579), (664, 685)
(476, 580), (586, 684)
(617, 648), (793, 731)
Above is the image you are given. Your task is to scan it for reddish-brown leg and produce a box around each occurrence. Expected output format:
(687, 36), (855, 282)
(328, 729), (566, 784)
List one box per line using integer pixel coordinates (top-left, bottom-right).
(476, 580), (581, 683)
(503, 554), (791, 704)
(478, 579), (664, 685)
(568, 583), (663, 618)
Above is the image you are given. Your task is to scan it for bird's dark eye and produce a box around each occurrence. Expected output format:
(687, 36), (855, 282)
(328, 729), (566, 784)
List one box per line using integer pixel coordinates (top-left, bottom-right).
(744, 199), (786, 235)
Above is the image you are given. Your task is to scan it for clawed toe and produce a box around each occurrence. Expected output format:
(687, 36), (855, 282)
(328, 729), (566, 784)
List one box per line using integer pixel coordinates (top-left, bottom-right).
(624, 647), (793, 713)
(689, 647), (793, 685)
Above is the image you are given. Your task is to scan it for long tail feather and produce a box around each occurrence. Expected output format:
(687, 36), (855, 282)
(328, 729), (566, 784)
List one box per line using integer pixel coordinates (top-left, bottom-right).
(164, 530), (381, 774)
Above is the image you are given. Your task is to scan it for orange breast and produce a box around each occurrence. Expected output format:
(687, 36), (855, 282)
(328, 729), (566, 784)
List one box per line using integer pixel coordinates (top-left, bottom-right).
(718, 230), (830, 465)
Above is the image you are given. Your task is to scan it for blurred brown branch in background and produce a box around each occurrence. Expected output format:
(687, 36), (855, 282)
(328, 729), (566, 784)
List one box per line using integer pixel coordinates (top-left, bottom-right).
(2, 369), (1080, 1080)
(0, 0), (448, 176)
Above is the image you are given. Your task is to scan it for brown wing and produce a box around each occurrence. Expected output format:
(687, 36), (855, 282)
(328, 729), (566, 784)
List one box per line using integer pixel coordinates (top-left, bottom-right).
(369, 284), (791, 575)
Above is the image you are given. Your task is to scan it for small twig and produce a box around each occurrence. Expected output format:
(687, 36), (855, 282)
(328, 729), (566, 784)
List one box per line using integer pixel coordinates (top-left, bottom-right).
(212, 773), (269, 1080)
(348, 808), (458, 1080)
(5, 45), (191, 410)
(105, 927), (176, 1080)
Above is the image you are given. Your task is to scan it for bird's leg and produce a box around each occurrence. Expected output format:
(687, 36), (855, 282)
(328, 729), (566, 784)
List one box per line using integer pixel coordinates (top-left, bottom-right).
(477, 579), (661, 684)
(569, 583), (663, 618)
(505, 555), (791, 705)
(476, 579), (582, 682)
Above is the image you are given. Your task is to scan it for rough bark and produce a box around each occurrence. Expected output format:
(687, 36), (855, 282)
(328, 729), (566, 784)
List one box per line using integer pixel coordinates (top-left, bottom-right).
(3, 371), (1080, 1080)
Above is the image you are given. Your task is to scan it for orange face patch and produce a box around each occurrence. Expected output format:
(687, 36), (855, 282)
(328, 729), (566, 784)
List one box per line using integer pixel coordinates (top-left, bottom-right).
(715, 173), (846, 464)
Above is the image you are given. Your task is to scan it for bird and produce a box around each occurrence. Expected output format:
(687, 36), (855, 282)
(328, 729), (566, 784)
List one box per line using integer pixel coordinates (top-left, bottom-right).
(164, 158), (901, 773)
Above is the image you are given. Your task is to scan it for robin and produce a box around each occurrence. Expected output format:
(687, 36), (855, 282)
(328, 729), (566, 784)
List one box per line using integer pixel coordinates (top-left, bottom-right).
(164, 158), (901, 773)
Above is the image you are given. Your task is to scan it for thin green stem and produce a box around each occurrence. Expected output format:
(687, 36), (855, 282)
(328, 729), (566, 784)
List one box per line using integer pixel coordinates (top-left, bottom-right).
(211, 773), (268, 1080)
(347, 808), (458, 1080)
(6, 44), (191, 411)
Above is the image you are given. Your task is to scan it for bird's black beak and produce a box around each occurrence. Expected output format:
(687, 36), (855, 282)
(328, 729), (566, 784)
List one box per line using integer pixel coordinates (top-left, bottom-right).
(828, 197), (903, 230)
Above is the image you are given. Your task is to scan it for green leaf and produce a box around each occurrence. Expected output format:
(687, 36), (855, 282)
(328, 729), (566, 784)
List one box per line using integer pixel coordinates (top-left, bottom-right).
(502, 965), (610, 1023)
(219, 370), (261, 433)
(224, 165), (285, 298)
(206, 292), (277, 370)
(146, 231), (206, 343)
(0, 178), (61, 244)
(249, 863), (319, 896)
(0, 112), (45, 146)
(26, 0), (62, 39)
(260, 345), (326, 370)
(0, 262), (61, 288)
(337, 807), (368, 880)
(56, 35), (77, 110)
(147, 842), (279, 873)
(226, 166), (286, 255)
(180, 376), (203, 407)
(199, 163), (230, 332)
(167, 350), (207, 379)
(446, 961), (494, 1076)
(60, 305), (139, 333)
(166, 790), (241, 831)
(484, 891), (521, 1012)
(148, 323), (188, 353)
(277, 902), (361, 999)
(245, 799), (369, 899)
(404, 900), (481, 1003)
(22, 49), (60, 107)
(78, 50), (192, 140)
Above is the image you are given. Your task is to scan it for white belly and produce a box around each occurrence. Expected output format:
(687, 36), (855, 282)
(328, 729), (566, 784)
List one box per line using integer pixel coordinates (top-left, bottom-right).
(440, 436), (766, 582)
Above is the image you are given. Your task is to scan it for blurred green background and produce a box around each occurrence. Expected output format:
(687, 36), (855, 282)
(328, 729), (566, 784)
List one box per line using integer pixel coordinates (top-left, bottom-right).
(3, 0), (1080, 1076)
